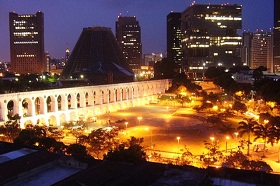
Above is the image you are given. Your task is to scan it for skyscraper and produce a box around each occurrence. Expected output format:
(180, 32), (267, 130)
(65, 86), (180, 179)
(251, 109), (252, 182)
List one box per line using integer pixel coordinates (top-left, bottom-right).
(167, 12), (183, 68)
(250, 30), (272, 70)
(116, 16), (142, 73)
(273, 0), (280, 72)
(181, 4), (242, 72)
(9, 11), (46, 74)
(241, 31), (253, 67)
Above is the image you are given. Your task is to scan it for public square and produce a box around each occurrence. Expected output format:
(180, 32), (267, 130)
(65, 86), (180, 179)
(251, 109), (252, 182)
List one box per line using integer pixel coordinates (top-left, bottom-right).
(83, 101), (280, 173)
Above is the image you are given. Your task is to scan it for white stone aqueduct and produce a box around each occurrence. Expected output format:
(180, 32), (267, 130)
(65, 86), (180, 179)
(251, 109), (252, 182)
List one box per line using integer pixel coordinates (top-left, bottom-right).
(0, 79), (171, 128)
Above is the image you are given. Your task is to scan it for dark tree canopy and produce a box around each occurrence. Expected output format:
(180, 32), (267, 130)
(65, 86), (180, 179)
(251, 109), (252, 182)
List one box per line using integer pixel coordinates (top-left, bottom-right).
(66, 144), (89, 159)
(104, 136), (146, 164)
(204, 66), (226, 79)
(154, 58), (177, 79)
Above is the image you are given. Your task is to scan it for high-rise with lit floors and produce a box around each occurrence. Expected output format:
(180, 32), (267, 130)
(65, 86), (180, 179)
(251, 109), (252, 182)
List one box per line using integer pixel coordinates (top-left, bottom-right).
(167, 12), (183, 68)
(9, 11), (46, 74)
(116, 16), (142, 73)
(273, 0), (280, 72)
(241, 31), (253, 67)
(181, 3), (242, 72)
(250, 30), (272, 70)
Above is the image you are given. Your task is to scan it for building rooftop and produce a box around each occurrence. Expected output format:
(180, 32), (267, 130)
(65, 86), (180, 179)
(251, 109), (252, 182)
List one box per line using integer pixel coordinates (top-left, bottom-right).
(1, 142), (280, 185)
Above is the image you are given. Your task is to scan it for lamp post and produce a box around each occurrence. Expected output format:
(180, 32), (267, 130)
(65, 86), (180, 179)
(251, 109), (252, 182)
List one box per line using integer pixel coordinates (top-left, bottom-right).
(146, 127), (153, 150)
(125, 122), (128, 130)
(234, 132), (239, 139)
(226, 136), (230, 153)
(177, 136), (180, 154)
(137, 116), (142, 125)
(210, 136), (215, 144)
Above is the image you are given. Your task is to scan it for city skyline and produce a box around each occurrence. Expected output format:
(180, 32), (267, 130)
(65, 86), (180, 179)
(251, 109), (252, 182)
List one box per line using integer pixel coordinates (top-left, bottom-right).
(0, 0), (274, 62)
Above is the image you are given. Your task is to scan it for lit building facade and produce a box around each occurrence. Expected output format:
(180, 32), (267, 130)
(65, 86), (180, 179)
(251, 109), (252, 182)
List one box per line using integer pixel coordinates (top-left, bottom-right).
(250, 30), (272, 70)
(181, 4), (242, 72)
(167, 12), (183, 68)
(9, 12), (46, 74)
(273, 0), (280, 72)
(116, 16), (142, 73)
(241, 31), (253, 67)
(143, 53), (163, 66)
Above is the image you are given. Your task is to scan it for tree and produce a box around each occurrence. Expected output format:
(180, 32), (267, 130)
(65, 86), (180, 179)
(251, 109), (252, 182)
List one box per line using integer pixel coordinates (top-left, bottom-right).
(14, 125), (64, 153)
(253, 123), (274, 158)
(252, 67), (265, 82)
(224, 150), (272, 173)
(205, 66), (226, 79)
(66, 144), (89, 159)
(232, 101), (247, 113)
(0, 114), (21, 142)
(181, 149), (193, 165)
(88, 127), (119, 159)
(104, 136), (146, 164)
(153, 58), (177, 79)
(224, 150), (248, 169)
(167, 73), (202, 94)
(237, 118), (258, 156)
(202, 140), (223, 166)
(14, 129), (38, 146)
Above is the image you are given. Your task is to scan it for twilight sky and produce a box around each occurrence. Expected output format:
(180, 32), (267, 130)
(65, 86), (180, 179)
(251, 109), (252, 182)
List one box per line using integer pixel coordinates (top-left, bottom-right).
(0, 0), (274, 62)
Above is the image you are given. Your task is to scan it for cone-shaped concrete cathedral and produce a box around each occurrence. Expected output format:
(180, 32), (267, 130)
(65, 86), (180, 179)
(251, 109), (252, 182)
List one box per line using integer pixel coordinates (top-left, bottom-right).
(61, 27), (134, 84)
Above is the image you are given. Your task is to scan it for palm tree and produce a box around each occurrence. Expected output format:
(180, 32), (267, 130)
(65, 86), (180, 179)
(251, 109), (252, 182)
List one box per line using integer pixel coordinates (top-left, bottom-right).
(253, 123), (272, 158)
(237, 118), (258, 156)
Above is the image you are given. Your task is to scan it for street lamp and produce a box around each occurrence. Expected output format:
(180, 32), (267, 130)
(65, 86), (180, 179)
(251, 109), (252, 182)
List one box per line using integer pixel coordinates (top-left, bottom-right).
(125, 122), (128, 130)
(226, 136), (230, 153)
(146, 127), (153, 150)
(234, 132), (239, 139)
(177, 136), (180, 153)
(137, 116), (142, 125)
(210, 136), (215, 143)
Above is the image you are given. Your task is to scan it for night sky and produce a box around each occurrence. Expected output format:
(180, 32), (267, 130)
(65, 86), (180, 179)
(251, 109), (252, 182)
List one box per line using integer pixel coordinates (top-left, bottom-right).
(0, 0), (274, 62)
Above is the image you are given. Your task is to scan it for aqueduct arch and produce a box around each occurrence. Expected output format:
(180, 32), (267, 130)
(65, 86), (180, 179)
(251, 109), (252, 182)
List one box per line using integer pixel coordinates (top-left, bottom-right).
(0, 79), (171, 128)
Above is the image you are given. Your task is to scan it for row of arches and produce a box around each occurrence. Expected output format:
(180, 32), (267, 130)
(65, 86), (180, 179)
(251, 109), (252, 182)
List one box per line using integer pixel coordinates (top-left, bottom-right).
(0, 79), (171, 127)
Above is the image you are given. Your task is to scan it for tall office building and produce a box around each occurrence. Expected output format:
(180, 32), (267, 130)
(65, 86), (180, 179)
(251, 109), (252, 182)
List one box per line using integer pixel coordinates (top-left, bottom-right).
(241, 31), (253, 67)
(167, 12), (183, 68)
(250, 30), (272, 70)
(181, 4), (242, 72)
(9, 12), (46, 74)
(273, 0), (280, 72)
(116, 16), (142, 73)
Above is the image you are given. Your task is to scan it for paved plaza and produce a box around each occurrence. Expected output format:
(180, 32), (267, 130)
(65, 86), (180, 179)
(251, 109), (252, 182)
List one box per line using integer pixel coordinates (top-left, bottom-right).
(93, 104), (237, 157)
(87, 102), (280, 173)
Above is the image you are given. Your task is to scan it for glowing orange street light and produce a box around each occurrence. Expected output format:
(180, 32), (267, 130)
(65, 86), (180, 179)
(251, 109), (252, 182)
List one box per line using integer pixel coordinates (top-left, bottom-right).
(210, 136), (215, 143)
(226, 136), (230, 153)
(125, 122), (128, 130)
(137, 116), (142, 125)
(177, 136), (180, 153)
(234, 132), (239, 139)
